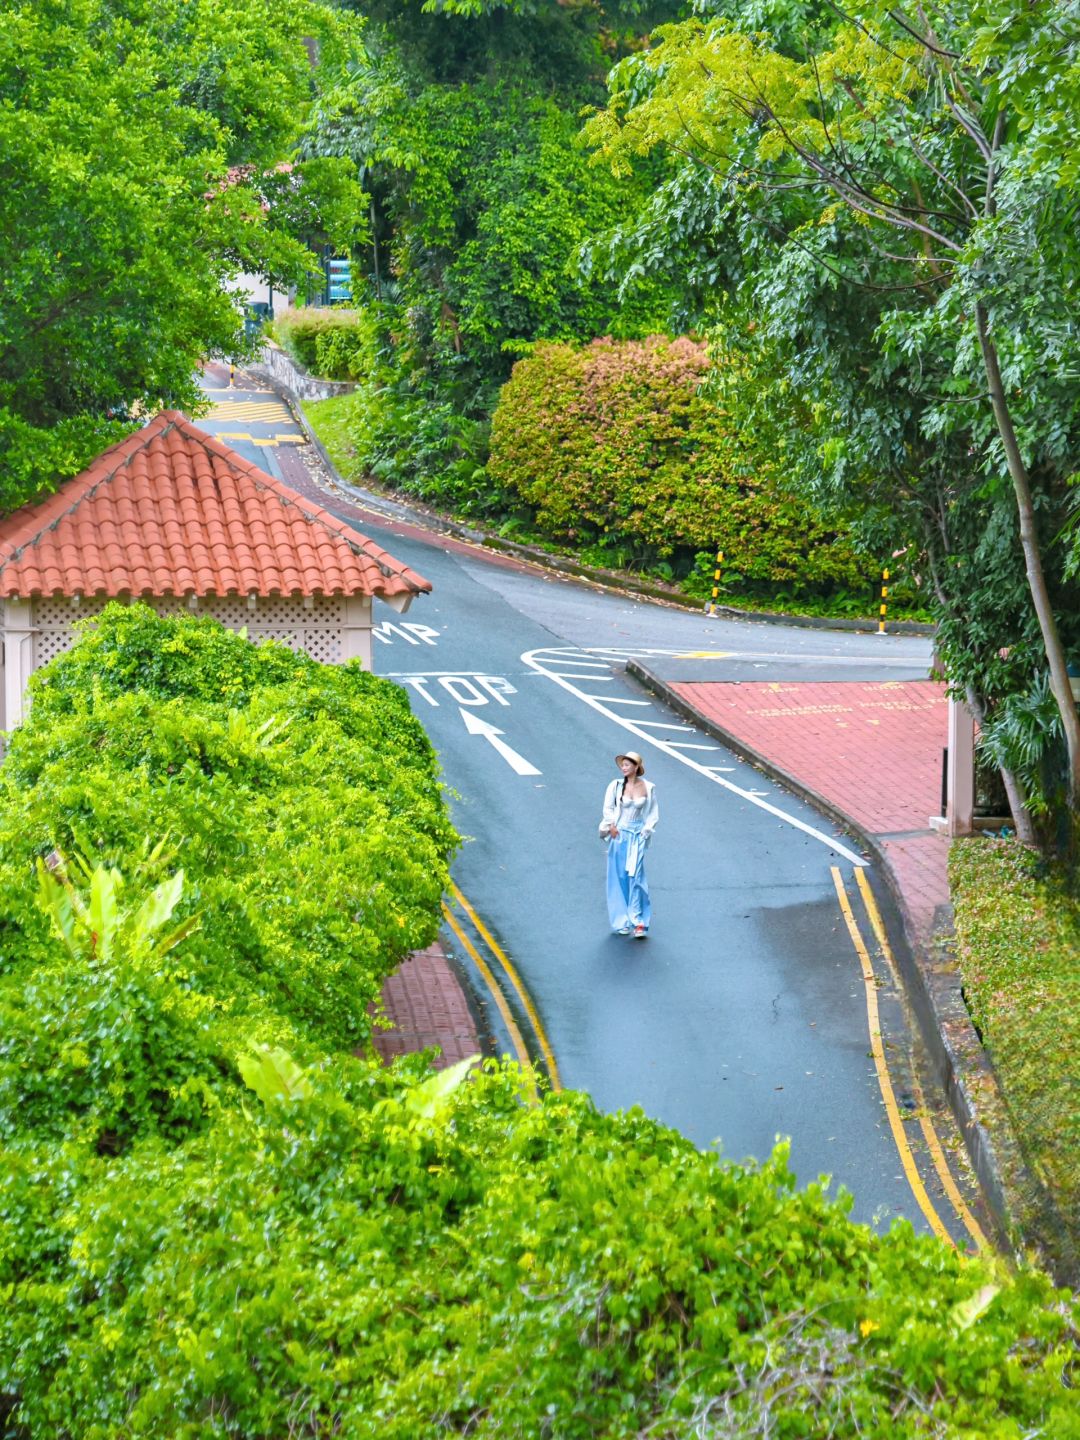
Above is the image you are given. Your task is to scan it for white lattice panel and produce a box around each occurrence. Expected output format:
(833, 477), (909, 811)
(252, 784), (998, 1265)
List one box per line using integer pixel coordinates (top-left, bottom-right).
(28, 594), (344, 668)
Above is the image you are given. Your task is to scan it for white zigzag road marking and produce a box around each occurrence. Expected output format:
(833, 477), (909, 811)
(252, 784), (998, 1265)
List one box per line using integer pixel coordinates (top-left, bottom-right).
(521, 645), (867, 868)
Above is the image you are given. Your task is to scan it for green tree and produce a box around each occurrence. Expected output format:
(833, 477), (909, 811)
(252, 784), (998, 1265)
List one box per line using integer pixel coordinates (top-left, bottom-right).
(584, 0), (1080, 832)
(303, 0), (681, 503)
(0, 0), (365, 508)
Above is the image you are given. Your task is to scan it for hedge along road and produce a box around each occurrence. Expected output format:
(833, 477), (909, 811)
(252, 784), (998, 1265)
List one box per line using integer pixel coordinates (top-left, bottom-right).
(352, 520), (996, 1247)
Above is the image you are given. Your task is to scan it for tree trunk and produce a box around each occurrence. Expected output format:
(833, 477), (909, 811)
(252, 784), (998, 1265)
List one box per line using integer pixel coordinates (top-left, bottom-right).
(964, 685), (1037, 847)
(974, 302), (1080, 811)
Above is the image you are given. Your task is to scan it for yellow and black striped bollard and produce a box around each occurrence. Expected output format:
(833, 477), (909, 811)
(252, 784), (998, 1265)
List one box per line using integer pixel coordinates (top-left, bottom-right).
(704, 547), (724, 616)
(877, 567), (889, 635)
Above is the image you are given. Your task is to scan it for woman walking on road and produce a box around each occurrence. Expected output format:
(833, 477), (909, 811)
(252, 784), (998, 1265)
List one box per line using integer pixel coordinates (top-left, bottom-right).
(599, 751), (658, 939)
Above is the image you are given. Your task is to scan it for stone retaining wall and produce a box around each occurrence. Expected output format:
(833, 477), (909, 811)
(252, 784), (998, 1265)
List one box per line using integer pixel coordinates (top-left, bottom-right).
(253, 341), (356, 403)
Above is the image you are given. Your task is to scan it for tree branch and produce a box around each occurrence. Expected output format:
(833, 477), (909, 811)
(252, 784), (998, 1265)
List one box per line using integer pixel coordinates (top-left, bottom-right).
(888, 6), (959, 58)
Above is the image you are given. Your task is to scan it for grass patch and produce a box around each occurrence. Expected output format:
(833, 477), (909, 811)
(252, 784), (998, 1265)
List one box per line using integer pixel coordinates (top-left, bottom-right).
(950, 837), (1080, 1262)
(305, 391), (366, 484)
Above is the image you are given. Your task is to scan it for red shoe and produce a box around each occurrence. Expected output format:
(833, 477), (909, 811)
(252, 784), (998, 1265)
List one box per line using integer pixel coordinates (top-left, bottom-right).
(633, 925), (647, 940)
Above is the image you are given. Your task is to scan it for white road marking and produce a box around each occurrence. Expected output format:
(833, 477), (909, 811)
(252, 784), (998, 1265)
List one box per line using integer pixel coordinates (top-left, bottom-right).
(521, 646), (867, 867)
(582, 695), (651, 706)
(460, 708), (541, 776)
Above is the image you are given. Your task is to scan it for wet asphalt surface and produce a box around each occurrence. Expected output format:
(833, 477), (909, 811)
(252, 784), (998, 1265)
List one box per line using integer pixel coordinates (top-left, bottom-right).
(365, 528), (945, 1230)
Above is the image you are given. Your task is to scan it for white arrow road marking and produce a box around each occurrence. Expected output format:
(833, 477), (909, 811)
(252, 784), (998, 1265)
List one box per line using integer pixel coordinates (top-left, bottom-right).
(522, 646), (867, 867)
(460, 707), (542, 776)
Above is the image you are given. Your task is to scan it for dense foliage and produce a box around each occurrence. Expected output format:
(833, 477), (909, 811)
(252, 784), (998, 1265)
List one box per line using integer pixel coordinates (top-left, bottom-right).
(584, 0), (1080, 838)
(488, 336), (871, 603)
(0, 0), (364, 508)
(950, 838), (1080, 1280)
(0, 604), (456, 1153)
(272, 305), (365, 379)
(302, 0), (680, 500)
(6, 1060), (1080, 1438)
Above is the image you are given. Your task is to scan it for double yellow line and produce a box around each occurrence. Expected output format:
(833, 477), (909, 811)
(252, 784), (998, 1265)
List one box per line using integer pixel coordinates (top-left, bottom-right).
(441, 881), (561, 1102)
(831, 866), (988, 1252)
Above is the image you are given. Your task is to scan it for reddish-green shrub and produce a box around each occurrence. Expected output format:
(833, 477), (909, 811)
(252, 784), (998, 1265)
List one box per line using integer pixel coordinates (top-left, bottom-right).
(272, 306), (363, 378)
(488, 337), (868, 598)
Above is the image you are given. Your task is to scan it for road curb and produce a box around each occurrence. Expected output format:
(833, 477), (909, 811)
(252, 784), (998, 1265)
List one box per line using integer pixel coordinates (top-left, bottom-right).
(242, 365), (936, 636)
(627, 658), (1073, 1275)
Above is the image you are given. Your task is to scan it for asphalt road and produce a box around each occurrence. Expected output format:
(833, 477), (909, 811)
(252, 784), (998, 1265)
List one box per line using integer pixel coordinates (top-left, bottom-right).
(195, 377), (987, 1245)
(366, 526), (952, 1228)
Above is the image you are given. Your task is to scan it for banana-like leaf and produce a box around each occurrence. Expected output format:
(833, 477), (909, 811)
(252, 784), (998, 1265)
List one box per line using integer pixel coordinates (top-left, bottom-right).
(404, 1053), (480, 1119)
(133, 868), (185, 941)
(36, 860), (77, 956)
(88, 865), (122, 962)
(238, 1046), (313, 1105)
(951, 1283), (1001, 1332)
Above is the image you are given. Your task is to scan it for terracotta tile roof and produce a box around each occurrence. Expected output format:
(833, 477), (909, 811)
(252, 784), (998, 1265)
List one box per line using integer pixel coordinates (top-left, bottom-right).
(0, 411), (431, 601)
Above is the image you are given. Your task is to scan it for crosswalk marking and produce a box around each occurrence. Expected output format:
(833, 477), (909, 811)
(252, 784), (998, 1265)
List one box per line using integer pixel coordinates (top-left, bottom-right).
(211, 432), (305, 446)
(205, 402), (291, 421)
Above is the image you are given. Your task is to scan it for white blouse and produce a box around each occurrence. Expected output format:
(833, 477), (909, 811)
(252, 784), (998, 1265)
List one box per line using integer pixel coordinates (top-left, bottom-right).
(599, 777), (659, 837)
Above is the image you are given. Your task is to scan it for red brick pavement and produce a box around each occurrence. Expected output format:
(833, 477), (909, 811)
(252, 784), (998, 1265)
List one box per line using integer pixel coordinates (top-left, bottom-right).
(670, 679), (951, 946)
(370, 944), (481, 1069)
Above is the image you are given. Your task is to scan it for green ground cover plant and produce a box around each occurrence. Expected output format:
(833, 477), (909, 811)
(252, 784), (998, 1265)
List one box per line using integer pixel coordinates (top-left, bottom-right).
(3, 1048), (1078, 1436)
(306, 389), (367, 483)
(949, 838), (1080, 1274)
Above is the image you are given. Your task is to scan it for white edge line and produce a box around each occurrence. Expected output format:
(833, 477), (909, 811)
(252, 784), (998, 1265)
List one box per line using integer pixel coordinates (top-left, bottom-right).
(522, 648), (868, 868)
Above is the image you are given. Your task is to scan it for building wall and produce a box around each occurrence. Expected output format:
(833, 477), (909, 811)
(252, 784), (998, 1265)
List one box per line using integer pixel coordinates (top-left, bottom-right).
(2, 593), (373, 730)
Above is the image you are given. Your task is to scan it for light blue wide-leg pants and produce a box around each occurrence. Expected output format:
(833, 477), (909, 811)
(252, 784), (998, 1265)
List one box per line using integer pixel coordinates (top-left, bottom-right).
(605, 827), (651, 932)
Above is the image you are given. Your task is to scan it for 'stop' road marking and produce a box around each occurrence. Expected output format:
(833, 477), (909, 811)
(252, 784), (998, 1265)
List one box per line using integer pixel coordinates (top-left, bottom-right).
(522, 646), (867, 867)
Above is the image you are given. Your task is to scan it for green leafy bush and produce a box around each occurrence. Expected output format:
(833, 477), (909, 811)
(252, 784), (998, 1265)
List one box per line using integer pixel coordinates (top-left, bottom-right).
(488, 337), (872, 602)
(3, 1055), (1077, 1438)
(950, 838), (1080, 1275)
(0, 604), (456, 1150)
(271, 305), (363, 378)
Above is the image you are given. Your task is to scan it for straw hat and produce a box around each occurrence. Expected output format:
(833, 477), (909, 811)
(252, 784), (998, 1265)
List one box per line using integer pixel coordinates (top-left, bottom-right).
(615, 751), (645, 776)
